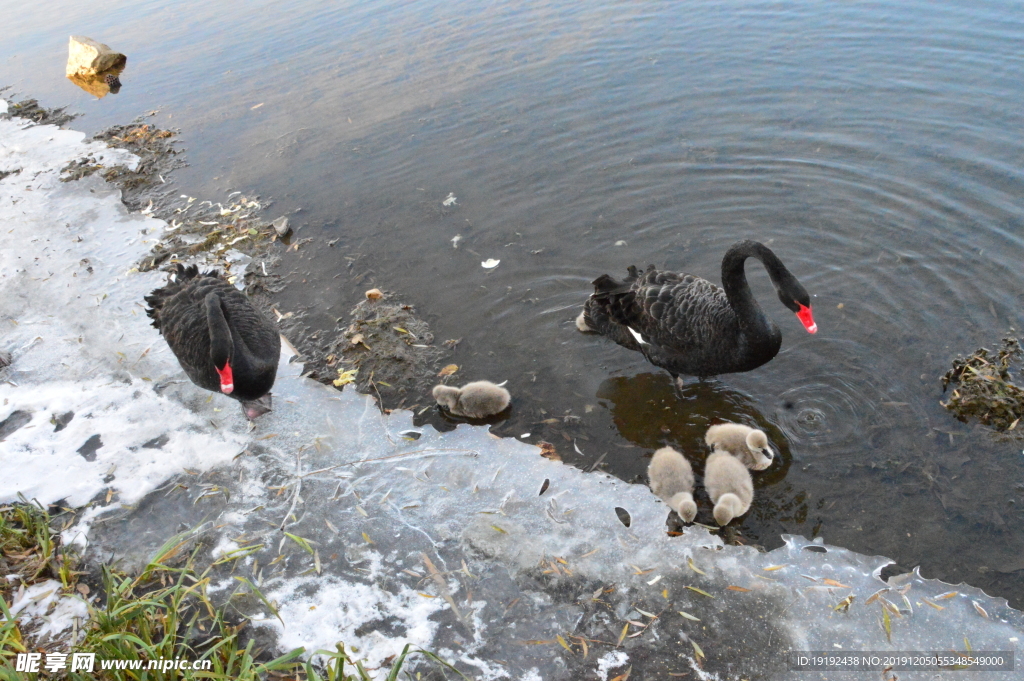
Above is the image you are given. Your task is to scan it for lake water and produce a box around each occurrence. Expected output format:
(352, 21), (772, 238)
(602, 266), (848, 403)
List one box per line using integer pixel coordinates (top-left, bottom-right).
(4, 0), (1024, 606)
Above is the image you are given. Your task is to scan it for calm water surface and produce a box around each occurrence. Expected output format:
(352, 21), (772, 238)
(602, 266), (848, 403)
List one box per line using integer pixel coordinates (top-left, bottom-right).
(5, 0), (1024, 604)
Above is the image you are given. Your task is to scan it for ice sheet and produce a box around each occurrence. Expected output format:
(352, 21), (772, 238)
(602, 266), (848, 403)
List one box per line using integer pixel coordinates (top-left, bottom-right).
(2, 102), (1022, 679)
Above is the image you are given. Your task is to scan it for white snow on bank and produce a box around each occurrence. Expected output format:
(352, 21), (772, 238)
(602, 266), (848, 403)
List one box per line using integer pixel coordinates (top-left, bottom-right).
(256, 573), (443, 665)
(1, 579), (88, 643)
(0, 104), (246, 543)
(595, 651), (629, 680)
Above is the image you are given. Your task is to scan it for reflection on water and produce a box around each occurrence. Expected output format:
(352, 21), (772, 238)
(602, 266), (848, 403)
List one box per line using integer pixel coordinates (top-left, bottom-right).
(3, 0), (1024, 605)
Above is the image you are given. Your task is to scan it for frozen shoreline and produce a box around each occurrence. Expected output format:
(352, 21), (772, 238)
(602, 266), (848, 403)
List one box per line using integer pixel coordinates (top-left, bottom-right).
(2, 100), (1022, 679)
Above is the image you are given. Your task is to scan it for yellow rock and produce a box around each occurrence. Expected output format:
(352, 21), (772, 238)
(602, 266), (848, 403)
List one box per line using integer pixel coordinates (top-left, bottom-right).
(66, 36), (126, 78)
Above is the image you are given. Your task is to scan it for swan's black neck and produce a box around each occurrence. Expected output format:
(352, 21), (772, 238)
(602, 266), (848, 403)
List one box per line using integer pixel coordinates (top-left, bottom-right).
(205, 292), (233, 370)
(720, 240), (788, 335)
(205, 293), (274, 387)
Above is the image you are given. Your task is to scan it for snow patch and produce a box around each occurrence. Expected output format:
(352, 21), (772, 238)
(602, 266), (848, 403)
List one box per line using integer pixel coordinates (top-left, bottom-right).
(2, 580), (89, 643)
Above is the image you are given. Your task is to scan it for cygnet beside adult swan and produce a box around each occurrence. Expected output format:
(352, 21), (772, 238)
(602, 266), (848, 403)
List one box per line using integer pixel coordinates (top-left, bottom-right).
(647, 446), (697, 523)
(705, 450), (755, 526)
(705, 422), (775, 470)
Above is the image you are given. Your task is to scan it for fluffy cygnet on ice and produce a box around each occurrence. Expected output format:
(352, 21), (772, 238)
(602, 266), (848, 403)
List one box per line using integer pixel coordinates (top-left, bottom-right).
(647, 446), (697, 523)
(432, 380), (511, 419)
(704, 422), (774, 470)
(704, 450), (754, 526)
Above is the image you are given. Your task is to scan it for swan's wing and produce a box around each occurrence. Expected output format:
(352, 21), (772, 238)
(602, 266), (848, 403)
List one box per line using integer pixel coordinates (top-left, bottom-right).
(627, 270), (738, 353)
(216, 284), (281, 363)
(149, 276), (221, 392)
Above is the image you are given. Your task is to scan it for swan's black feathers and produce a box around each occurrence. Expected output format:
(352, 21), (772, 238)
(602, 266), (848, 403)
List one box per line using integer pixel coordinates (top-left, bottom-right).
(582, 241), (804, 378)
(145, 264), (280, 402)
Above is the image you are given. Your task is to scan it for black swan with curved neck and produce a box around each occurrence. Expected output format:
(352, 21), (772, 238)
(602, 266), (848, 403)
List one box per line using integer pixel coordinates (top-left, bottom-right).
(577, 240), (816, 379)
(145, 264), (281, 420)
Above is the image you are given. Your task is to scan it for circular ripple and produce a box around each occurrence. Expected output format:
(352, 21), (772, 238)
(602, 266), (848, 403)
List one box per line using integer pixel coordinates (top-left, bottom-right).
(774, 373), (898, 462)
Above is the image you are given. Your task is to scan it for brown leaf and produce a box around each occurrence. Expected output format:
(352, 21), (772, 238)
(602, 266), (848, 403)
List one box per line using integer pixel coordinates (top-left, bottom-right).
(726, 586), (751, 592)
(539, 442), (561, 461)
(438, 364), (459, 377)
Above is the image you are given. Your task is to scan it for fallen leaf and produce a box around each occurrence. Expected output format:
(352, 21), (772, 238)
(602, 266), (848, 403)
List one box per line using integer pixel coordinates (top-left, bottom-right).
(822, 579), (851, 588)
(678, 610), (700, 621)
(438, 364), (459, 377)
(833, 595), (854, 612)
(333, 369), (358, 387)
(686, 586), (714, 598)
(726, 586), (751, 592)
(539, 442), (560, 461)
(865, 589), (888, 605)
(556, 635), (572, 653)
(687, 558), (706, 575)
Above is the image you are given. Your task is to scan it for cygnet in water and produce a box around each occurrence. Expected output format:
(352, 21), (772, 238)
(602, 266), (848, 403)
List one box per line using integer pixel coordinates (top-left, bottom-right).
(647, 447), (697, 523)
(432, 380), (511, 419)
(704, 422), (774, 470)
(704, 450), (754, 526)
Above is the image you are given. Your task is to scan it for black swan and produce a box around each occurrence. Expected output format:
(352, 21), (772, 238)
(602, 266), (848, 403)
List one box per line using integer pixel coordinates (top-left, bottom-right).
(145, 264), (281, 420)
(647, 446), (697, 523)
(432, 381), (511, 419)
(705, 449), (754, 526)
(577, 240), (816, 380)
(704, 422), (774, 470)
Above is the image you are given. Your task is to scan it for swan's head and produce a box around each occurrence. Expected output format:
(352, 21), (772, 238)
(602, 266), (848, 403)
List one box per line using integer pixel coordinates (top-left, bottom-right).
(744, 430), (774, 470)
(241, 394), (272, 420)
(432, 384), (461, 411)
(713, 493), (746, 526)
(776, 273), (817, 334)
(669, 492), (697, 523)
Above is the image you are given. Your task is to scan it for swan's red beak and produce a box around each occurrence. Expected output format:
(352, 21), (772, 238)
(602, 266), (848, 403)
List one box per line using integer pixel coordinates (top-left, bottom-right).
(796, 303), (817, 334)
(216, 362), (234, 394)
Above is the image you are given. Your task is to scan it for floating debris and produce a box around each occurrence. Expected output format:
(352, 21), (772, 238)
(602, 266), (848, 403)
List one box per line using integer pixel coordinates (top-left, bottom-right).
(481, 259), (500, 269)
(365, 288), (383, 300)
(442, 192), (458, 207)
(451, 234), (462, 248)
(941, 336), (1024, 432)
